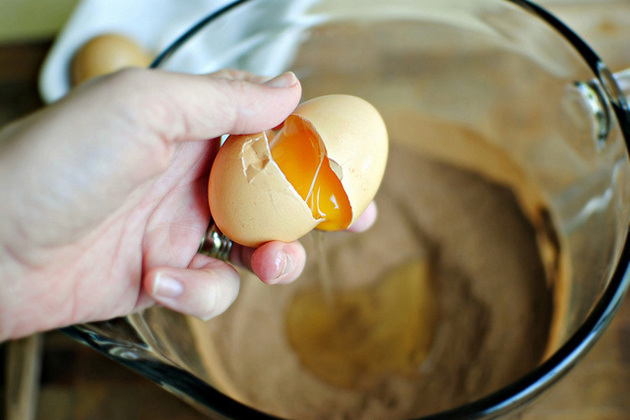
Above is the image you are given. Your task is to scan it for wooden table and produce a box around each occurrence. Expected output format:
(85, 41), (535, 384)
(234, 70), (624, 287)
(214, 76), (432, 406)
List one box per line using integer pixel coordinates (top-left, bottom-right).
(1, 2), (629, 419)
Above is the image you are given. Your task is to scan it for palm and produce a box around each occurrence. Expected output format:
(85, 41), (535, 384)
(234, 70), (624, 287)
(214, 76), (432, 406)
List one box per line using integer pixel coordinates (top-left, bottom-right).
(15, 138), (215, 329)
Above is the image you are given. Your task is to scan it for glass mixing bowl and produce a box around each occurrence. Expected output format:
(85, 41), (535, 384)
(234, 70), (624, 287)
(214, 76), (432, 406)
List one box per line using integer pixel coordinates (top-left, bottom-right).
(65, 0), (630, 419)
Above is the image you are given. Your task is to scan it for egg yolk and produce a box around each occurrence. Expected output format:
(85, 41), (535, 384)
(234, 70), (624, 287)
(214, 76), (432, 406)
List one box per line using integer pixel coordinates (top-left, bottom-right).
(269, 116), (352, 231)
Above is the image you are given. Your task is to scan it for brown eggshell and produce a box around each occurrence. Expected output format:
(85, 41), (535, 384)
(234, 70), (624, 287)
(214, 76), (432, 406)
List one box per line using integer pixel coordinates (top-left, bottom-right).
(293, 95), (389, 226)
(71, 34), (152, 86)
(208, 94), (389, 248)
(208, 132), (319, 248)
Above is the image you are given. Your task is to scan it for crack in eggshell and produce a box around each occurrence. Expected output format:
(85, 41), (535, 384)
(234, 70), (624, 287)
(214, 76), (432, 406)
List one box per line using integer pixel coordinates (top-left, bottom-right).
(209, 95), (387, 246)
(241, 134), (272, 183)
(210, 131), (320, 247)
(276, 115), (352, 228)
(237, 132), (319, 226)
(291, 95), (388, 227)
(240, 131), (316, 202)
(329, 158), (344, 181)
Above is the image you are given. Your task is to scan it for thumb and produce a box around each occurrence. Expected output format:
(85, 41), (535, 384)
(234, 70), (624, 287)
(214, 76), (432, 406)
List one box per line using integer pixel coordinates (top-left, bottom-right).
(144, 255), (241, 320)
(80, 68), (302, 144)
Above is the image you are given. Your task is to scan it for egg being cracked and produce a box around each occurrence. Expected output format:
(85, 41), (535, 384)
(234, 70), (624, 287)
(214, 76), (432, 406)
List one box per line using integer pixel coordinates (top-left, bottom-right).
(208, 94), (388, 248)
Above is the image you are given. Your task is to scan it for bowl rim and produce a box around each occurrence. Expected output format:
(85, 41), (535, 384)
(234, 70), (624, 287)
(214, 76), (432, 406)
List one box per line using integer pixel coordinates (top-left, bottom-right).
(149, 0), (630, 418)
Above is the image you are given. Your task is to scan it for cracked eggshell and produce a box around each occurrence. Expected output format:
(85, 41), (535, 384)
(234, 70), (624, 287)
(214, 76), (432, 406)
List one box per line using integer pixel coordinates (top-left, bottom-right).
(208, 132), (318, 248)
(293, 95), (388, 226)
(71, 34), (152, 86)
(208, 94), (388, 248)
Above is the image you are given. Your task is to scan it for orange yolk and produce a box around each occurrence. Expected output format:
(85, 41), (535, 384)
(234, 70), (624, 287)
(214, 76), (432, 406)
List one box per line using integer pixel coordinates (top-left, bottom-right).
(270, 116), (352, 231)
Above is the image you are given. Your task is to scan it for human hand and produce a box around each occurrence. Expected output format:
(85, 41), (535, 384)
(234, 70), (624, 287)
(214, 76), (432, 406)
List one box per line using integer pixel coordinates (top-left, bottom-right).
(0, 68), (376, 341)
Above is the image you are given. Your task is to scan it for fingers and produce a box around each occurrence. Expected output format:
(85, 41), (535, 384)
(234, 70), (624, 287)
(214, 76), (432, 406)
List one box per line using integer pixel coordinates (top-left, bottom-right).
(193, 70), (302, 135)
(346, 201), (378, 233)
(143, 239), (305, 320)
(72, 67), (302, 144)
(231, 240), (306, 285)
(228, 202), (377, 284)
(143, 198), (374, 321)
(144, 255), (240, 320)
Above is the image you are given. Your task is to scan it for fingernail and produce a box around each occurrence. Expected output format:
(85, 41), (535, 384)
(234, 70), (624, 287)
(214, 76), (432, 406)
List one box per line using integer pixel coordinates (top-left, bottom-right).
(270, 248), (295, 284)
(264, 72), (298, 88)
(153, 273), (184, 298)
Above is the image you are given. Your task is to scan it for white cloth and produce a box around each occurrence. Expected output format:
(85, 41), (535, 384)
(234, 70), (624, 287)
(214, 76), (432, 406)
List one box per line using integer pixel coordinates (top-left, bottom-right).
(39, 0), (235, 103)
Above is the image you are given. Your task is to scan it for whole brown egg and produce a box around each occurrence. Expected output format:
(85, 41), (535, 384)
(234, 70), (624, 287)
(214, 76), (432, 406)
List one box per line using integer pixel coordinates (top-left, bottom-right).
(71, 33), (152, 86)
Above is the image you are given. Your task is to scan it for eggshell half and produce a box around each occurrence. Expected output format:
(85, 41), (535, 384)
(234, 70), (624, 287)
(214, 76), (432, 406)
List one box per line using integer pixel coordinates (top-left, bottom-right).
(292, 95), (389, 226)
(208, 94), (389, 248)
(208, 132), (319, 248)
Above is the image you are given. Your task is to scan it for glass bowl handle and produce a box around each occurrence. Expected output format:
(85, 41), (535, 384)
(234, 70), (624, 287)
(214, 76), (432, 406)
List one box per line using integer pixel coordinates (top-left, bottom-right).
(615, 68), (630, 108)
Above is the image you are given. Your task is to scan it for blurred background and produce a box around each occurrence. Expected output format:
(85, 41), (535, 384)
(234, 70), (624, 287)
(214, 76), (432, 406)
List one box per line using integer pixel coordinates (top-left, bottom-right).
(1, 0), (629, 419)
(0, 0), (80, 44)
